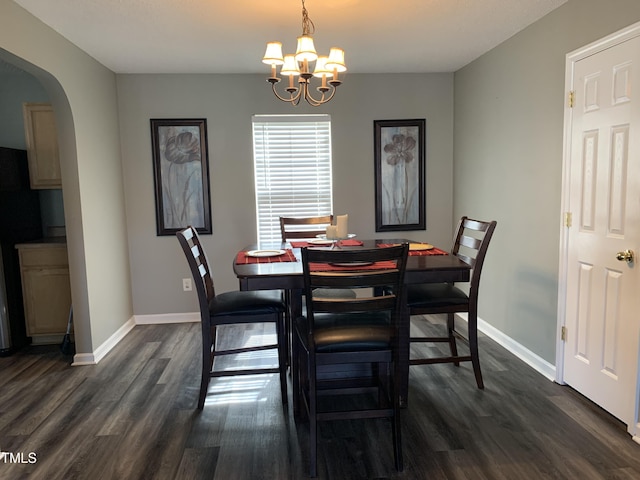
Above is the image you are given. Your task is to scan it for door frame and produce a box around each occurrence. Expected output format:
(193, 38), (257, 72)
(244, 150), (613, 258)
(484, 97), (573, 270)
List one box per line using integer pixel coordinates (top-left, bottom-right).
(556, 20), (640, 440)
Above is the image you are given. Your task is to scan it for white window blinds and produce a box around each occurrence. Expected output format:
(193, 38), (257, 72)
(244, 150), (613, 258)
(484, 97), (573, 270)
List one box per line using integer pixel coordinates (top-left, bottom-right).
(252, 115), (333, 244)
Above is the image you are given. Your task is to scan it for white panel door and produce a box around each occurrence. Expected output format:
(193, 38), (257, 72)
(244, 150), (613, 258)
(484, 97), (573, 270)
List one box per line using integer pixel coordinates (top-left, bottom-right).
(564, 33), (640, 427)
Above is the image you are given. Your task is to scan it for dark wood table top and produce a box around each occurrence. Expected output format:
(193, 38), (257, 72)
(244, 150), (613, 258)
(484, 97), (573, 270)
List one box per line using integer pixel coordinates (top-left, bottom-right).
(233, 239), (470, 290)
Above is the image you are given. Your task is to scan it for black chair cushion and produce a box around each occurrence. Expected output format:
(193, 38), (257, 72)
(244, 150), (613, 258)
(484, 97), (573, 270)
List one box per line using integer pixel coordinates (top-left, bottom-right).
(210, 290), (285, 318)
(303, 312), (393, 352)
(406, 283), (469, 308)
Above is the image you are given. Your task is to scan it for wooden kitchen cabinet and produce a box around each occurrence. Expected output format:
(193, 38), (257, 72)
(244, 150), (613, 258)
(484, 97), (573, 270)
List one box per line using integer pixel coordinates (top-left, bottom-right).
(16, 242), (71, 344)
(22, 103), (62, 189)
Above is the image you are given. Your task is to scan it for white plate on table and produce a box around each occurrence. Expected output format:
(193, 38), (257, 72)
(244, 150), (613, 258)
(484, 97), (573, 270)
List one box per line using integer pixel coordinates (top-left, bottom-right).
(245, 249), (286, 258)
(308, 239), (335, 245)
(316, 233), (357, 239)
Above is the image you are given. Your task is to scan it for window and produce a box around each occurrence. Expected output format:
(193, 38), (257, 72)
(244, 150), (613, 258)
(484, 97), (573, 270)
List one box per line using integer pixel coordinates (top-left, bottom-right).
(252, 114), (333, 244)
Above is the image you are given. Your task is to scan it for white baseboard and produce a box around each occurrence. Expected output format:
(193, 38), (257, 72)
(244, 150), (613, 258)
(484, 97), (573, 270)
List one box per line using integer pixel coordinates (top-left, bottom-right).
(71, 353), (96, 366)
(134, 312), (200, 324)
(71, 316), (136, 366)
(457, 313), (556, 382)
(30, 334), (64, 345)
(73, 310), (555, 380)
(71, 313), (198, 366)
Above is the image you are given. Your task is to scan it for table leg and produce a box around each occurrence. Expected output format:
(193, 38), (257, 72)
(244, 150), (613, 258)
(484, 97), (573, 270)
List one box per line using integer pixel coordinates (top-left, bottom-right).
(289, 288), (303, 358)
(289, 288), (303, 417)
(398, 291), (410, 408)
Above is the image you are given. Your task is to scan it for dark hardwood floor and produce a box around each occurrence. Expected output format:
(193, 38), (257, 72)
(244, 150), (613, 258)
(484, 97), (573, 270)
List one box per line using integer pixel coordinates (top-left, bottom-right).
(1, 317), (639, 479)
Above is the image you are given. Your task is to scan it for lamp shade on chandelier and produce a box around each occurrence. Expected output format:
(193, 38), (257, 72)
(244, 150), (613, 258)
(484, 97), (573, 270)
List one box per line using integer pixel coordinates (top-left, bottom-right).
(262, 0), (347, 107)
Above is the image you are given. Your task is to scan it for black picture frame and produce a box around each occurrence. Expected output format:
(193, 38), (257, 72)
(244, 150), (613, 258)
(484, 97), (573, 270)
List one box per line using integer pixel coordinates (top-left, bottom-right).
(374, 118), (426, 232)
(150, 118), (212, 236)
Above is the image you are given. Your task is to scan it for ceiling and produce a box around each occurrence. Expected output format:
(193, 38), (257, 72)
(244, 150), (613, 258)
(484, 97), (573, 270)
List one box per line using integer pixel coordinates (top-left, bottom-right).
(11, 0), (567, 74)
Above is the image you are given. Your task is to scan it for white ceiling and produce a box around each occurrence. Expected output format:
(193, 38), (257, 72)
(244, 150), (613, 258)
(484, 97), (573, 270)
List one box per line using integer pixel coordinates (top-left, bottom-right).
(12, 0), (567, 74)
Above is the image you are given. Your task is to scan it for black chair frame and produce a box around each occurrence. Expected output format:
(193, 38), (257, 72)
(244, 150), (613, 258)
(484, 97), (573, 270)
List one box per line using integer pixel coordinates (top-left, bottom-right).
(408, 216), (497, 389)
(177, 226), (288, 409)
(279, 215), (334, 241)
(293, 244), (408, 477)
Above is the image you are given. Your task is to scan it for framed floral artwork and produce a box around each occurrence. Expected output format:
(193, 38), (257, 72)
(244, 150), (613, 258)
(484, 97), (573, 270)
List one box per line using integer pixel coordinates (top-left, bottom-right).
(150, 118), (212, 235)
(374, 119), (426, 232)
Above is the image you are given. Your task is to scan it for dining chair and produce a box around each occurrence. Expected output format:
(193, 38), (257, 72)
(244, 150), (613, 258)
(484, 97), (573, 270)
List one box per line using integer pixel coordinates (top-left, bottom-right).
(407, 216), (497, 389)
(176, 226), (288, 409)
(279, 215), (334, 240)
(280, 215), (356, 301)
(292, 244), (409, 477)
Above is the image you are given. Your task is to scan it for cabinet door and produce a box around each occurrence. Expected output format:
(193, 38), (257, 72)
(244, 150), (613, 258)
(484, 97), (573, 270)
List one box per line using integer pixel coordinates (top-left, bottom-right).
(22, 103), (62, 189)
(21, 266), (71, 336)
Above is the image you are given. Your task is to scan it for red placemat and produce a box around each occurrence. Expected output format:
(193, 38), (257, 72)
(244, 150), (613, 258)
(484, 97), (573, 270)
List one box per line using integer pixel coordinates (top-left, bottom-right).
(290, 240), (325, 248)
(236, 249), (297, 264)
(377, 243), (449, 256)
(339, 239), (364, 246)
(309, 260), (397, 271)
(291, 239), (364, 248)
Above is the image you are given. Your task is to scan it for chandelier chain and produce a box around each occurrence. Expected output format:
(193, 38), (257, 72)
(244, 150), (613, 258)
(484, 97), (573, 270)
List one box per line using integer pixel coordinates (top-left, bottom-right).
(301, 0), (315, 36)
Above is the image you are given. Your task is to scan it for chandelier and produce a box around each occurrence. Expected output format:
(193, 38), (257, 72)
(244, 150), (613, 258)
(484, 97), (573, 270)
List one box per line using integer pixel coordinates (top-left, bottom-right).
(261, 0), (347, 107)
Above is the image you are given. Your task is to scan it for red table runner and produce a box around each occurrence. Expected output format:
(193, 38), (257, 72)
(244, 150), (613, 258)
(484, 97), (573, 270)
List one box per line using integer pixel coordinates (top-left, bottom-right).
(236, 249), (297, 265)
(377, 243), (449, 256)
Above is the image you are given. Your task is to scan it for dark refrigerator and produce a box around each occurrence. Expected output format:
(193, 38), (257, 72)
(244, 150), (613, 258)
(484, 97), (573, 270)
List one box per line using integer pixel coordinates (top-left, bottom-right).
(0, 146), (42, 354)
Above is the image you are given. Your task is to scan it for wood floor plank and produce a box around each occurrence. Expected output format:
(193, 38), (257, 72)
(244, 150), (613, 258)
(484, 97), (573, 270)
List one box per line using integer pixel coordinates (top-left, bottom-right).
(174, 446), (220, 480)
(1, 318), (639, 479)
(0, 366), (86, 435)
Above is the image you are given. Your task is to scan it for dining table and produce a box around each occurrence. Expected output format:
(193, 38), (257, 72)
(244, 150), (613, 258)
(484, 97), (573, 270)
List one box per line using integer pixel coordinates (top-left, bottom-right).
(233, 238), (471, 406)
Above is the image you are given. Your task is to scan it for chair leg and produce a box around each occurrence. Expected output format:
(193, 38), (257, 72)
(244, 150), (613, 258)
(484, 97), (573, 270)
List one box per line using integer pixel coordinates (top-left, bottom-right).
(277, 312), (288, 405)
(294, 320), (313, 422)
(309, 355), (318, 478)
(298, 339), (310, 422)
(446, 313), (460, 366)
(284, 289), (291, 367)
(467, 313), (484, 389)
(292, 328), (301, 419)
(374, 362), (384, 406)
(392, 361), (403, 472)
(198, 357), (211, 410)
(198, 326), (215, 409)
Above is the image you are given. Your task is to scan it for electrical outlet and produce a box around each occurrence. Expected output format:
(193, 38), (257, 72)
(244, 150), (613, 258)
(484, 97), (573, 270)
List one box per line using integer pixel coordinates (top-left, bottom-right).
(182, 278), (192, 291)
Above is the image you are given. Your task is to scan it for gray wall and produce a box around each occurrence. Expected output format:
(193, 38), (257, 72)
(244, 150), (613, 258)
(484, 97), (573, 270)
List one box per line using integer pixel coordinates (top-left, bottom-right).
(0, 64), (66, 235)
(116, 73), (454, 315)
(0, 1), (133, 354)
(0, 61), (48, 149)
(454, 0), (640, 363)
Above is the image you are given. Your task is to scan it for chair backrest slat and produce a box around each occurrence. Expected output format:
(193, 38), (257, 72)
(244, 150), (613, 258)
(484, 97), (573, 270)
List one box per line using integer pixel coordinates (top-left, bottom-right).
(459, 234), (481, 250)
(312, 295), (397, 314)
(310, 270), (401, 289)
(450, 216), (497, 300)
(176, 227), (216, 321)
(456, 252), (475, 267)
(280, 215), (334, 241)
(462, 217), (491, 232)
